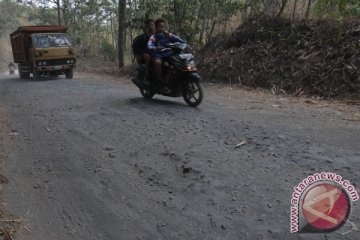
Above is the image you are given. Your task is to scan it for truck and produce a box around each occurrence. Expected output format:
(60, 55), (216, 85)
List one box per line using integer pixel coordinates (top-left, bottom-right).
(10, 26), (76, 80)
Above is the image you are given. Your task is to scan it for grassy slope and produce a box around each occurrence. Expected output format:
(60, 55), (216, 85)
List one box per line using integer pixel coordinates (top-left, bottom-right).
(0, 3), (31, 71)
(0, 37), (13, 71)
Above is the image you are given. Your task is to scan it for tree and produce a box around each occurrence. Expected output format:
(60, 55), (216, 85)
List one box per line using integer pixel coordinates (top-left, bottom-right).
(313, 0), (360, 17)
(118, 0), (126, 68)
(31, 0), (62, 25)
(0, 0), (23, 37)
(18, 0), (360, 67)
(53, 0), (61, 25)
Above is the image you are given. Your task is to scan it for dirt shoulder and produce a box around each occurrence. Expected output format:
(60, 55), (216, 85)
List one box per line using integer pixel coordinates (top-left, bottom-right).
(0, 103), (21, 239)
(76, 67), (360, 127)
(75, 56), (360, 124)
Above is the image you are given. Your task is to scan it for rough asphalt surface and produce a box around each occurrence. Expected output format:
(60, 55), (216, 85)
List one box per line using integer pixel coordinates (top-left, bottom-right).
(0, 73), (359, 240)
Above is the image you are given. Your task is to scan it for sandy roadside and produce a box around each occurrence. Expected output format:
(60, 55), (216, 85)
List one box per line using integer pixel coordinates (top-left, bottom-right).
(75, 70), (360, 127)
(0, 103), (19, 239)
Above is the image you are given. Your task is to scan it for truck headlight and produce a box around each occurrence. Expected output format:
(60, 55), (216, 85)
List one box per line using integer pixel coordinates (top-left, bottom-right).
(42, 61), (47, 66)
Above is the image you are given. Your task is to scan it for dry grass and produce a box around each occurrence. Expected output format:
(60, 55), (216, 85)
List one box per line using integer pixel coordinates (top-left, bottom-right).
(76, 56), (134, 79)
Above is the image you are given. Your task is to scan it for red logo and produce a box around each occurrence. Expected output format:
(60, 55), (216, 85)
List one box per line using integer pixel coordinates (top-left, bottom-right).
(301, 183), (351, 232)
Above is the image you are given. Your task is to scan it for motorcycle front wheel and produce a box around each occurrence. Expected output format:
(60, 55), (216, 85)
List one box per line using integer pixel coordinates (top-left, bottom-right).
(182, 79), (203, 107)
(140, 88), (155, 99)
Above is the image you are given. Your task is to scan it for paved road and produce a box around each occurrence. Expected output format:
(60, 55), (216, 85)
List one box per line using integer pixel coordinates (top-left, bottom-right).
(0, 74), (359, 240)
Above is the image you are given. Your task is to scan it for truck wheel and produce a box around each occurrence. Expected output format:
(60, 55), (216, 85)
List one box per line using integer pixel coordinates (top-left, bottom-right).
(65, 69), (74, 79)
(19, 64), (29, 79)
(19, 70), (29, 79)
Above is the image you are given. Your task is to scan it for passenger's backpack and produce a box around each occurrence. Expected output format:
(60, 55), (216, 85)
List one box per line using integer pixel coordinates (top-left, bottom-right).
(132, 34), (147, 55)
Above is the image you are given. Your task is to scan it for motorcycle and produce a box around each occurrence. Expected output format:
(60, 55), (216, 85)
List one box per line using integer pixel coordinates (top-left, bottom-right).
(9, 65), (15, 75)
(132, 42), (204, 107)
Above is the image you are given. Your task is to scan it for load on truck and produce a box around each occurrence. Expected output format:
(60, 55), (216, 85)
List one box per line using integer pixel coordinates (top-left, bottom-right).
(10, 26), (76, 80)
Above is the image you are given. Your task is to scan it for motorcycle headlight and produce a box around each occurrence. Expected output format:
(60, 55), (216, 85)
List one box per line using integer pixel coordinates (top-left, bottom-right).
(186, 64), (197, 72)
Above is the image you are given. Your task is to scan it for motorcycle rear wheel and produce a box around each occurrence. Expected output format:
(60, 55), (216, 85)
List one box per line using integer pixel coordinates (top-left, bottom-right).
(182, 79), (203, 107)
(140, 88), (155, 99)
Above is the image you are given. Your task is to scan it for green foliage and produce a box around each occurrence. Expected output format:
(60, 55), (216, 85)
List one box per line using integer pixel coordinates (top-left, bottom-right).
(11, 0), (359, 64)
(100, 38), (116, 61)
(0, 0), (25, 37)
(343, 0), (360, 16)
(313, 0), (360, 18)
(128, 0), (245, 43)
(0, 0), (29, 69)
(27, 7), (58, 25)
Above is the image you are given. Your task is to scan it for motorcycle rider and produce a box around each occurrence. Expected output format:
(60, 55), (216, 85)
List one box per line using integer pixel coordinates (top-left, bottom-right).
(132, 19), (155, 81)
(147, 18), (186, 88)
(8, 61), (15, 74)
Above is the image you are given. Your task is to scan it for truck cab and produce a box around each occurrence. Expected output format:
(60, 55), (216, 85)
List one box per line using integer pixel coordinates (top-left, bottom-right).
(10, 26), (76, 80)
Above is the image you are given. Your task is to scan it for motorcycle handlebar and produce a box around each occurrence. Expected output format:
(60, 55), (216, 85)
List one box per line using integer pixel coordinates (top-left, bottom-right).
(161, 48), (171, 52)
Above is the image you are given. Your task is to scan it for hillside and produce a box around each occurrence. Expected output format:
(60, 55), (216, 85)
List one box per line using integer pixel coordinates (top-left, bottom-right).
(0, 1), (31, 71)
(198, 18), (360, 99)
(0, 38), (14, 71)
(1, 1), (359, 100)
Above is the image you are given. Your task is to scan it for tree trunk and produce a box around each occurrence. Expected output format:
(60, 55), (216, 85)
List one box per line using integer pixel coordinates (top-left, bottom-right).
(118, 0), (126, 68)
(61, 0), (68, 27)
(292, 0), (298, 21)
(305, 0), (312, 19)
(173, 0), (183, 34)
(207, 20), (216, 42)
(276, 0), (288, 18)
(56, 0), (61, 25)
(194, 0), (205, 33)
(110, 13), (115, 49)
(199, 18), (206, 43)
(264, 0), (275, 17)
(240, 0), (250, 23)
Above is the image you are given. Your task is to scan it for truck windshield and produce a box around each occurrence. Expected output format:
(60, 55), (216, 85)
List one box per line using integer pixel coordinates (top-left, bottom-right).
(32, 33), (71, 48)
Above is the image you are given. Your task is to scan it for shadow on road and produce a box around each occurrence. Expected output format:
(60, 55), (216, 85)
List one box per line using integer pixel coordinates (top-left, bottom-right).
(0, 74), (69, 83)
(118, 97), (203, 111)
(10, 77), (65, 82)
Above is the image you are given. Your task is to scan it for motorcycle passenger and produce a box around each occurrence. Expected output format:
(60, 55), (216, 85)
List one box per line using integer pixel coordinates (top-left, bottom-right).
(147, 18), (186, 88)
(132, 19), (155, 81)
